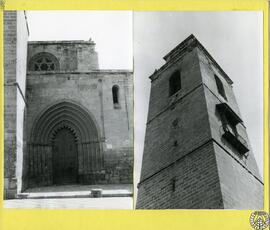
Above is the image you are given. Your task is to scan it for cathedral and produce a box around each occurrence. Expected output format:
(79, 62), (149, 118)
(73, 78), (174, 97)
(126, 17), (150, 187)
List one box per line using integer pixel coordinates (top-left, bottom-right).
(4, 11), (133, 199)
(136, 34), (263, 209)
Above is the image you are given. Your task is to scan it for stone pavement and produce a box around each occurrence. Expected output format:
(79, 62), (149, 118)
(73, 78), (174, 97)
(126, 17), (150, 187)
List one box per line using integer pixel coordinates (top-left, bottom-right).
(4, 184), (133, 209)
(20, 184), (133, 199)
(4, 197), (133, 209)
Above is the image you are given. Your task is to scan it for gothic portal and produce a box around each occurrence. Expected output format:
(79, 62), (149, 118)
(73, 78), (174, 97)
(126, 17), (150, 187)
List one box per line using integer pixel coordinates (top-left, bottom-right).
(27, 101), (103, 187)
(4, 11), (133, 199)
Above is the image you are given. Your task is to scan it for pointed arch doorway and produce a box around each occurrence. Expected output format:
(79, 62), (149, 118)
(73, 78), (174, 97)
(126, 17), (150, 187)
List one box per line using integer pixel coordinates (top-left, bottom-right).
(52, 128), (78, 185)
(26, 101), (104, 188)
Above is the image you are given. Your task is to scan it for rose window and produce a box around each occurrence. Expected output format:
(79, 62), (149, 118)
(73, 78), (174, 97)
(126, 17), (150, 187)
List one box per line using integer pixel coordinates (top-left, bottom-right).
(28, 52), (60, 71)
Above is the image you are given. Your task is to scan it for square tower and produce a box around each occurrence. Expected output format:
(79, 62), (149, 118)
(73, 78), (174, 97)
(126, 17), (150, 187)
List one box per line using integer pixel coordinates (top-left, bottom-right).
(136, 35), (263, 209)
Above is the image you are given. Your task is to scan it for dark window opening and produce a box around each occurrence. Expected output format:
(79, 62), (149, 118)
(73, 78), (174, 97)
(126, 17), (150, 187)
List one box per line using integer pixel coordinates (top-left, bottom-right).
(215, 75), (227, 100)
(46, 58), (51, 63)
(221, 113), (238, 136)
(34, 64), (39, 71)
(171, 178), (176, 192)
(112, 85), (120, 109)
(169, 70), (181, 96)
(217, 103), (249, 154)
(172, 118), (179, 128)
(40, 63), (48, 71)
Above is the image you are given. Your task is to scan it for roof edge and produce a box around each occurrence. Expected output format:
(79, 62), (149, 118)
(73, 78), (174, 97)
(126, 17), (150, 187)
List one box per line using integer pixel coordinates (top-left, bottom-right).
(28, 40), (96, 45)
(151, 34), (233, 85)
(27, 69), (133, 75)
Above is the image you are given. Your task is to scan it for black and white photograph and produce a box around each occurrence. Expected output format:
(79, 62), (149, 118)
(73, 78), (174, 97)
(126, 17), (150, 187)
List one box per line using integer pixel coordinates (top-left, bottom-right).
(134, 11), (264, 209)
(3, 10), (265, 211)
(3, 10), (133, 209)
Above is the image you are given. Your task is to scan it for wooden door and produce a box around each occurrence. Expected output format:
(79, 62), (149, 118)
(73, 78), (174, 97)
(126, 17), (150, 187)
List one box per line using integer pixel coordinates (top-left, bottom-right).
(52, 128), (78, 185)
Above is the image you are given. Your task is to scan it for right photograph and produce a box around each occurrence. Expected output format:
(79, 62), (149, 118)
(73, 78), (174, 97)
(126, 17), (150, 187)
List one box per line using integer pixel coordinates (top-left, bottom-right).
(134, 11), (264, 209)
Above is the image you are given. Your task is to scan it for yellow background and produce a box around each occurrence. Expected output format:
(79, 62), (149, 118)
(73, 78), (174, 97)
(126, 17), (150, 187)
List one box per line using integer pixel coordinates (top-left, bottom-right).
(0, 0), (269, 229)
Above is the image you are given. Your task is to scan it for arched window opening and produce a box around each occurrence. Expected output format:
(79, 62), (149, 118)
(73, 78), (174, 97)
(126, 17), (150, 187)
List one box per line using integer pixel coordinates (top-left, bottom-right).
(214, 75), (227, 100)
(112, 85), (120, 109)
(28, 52), (60, 72)
(169, 70), (181, 96)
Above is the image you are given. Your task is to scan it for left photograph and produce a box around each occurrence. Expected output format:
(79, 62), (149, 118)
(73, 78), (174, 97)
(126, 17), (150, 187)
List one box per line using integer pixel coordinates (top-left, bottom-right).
(3, 11), (134, 209)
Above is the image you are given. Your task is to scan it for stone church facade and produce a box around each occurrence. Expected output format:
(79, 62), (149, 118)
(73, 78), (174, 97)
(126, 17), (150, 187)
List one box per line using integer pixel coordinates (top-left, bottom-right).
(136, 34), (263, 209)
(4, 11), (133, 199)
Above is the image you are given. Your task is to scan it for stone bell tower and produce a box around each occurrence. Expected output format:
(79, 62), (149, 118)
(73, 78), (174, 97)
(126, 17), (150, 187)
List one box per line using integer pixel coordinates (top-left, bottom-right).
(136, 34), (263, 209)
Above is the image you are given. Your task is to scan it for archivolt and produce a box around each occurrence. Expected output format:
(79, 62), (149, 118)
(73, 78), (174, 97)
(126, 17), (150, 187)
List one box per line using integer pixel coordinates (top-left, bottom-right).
(30, 101), (100, 145)
(27, 101), (103, 188)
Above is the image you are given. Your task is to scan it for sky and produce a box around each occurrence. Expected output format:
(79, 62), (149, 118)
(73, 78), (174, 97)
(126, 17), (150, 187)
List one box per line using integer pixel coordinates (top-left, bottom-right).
(133, 11), (264, 194)
(26, 11), (264, 198)
(27, 11), (133, 70)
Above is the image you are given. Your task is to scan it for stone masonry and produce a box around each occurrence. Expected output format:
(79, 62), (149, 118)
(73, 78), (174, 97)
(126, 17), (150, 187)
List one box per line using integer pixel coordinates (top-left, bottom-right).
(4, 11), (28, 199)
(136, 34), (263, 209)
(4, 11), (133, 199)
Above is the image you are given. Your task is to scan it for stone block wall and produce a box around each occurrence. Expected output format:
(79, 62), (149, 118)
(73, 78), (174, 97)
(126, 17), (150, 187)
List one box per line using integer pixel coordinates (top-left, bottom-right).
(147, 48), (202, 122)
(140, 48), (211, 182)
(25, 71), (132, 149)
(137, 141), (223, 209)
(27, 41), (99, 71)
(4, 11), (28, 199)
(4, 12), (132, 197)
(137, 35), (263, 209)
(25, 70), (133, 187)
(198, 46), (263, 209)
(214, 142), (263, 209)
(4, 11), (17, 199)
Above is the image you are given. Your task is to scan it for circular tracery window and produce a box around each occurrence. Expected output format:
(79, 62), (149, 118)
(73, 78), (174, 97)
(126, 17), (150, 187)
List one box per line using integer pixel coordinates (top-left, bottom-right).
(28, 52), (60, 71)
